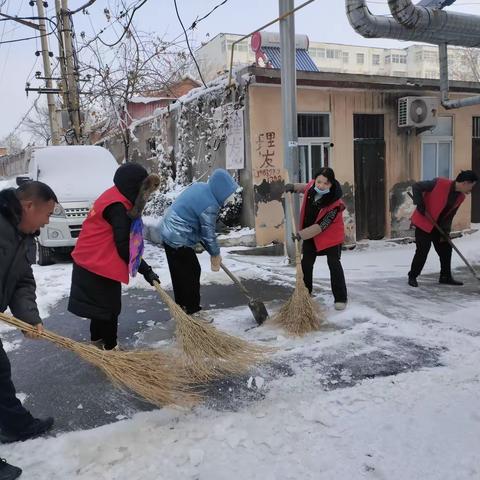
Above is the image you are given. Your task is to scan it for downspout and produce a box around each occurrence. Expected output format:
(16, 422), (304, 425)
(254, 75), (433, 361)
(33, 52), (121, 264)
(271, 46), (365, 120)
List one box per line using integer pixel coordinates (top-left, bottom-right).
(438, 43), (480, 109)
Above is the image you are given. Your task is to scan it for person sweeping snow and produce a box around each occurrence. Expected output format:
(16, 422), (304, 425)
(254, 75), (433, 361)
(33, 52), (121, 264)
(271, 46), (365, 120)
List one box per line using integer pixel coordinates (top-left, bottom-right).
(285, 167), (348, 311)
(408, 170), (478, 288)
(157, 169), (239, 320)
(68, 163), (160, 350)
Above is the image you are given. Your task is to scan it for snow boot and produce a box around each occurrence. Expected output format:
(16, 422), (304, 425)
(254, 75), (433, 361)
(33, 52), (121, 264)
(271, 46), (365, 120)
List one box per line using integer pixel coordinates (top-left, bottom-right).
(0, 459), (22, 480)
(0, 417), (54, 443)
(408, 276), (418, 287)
(439, 275), (463, 286)
(334, 302), (347, 311)
(90, 339), (105, 350)
(191, 312), (214, 324)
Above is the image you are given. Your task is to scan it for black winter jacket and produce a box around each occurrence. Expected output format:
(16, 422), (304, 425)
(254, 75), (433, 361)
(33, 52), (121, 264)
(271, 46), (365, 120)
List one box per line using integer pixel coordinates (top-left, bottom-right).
(0, 189), (41, 325)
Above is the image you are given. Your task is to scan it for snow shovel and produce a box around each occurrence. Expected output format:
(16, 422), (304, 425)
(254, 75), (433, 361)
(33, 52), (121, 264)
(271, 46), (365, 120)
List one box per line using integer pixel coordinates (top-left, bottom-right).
(220, 262), (269, 325)
(408, 192), (480, 282)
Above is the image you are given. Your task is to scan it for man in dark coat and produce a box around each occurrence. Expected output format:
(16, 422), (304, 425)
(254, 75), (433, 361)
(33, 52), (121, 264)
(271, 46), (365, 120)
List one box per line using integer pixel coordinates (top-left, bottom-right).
(408, 170), (478, 287)
(0, 181), (57, 479)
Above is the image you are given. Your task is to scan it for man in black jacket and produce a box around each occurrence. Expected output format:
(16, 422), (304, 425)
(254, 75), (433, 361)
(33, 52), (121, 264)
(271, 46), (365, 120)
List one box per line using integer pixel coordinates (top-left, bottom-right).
(0, 181), (57, 479)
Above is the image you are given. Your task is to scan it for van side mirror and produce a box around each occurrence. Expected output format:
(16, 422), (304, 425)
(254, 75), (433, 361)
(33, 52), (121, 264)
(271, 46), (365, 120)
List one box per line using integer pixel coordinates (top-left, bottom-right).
(16, 176), (31, 186)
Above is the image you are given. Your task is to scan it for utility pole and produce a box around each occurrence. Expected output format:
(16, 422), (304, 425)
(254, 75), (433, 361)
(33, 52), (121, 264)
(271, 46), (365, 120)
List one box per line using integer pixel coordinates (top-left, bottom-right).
(279, 0), (299, 263)
(35, 0), (61, 145)
(56, 0), (82, 143)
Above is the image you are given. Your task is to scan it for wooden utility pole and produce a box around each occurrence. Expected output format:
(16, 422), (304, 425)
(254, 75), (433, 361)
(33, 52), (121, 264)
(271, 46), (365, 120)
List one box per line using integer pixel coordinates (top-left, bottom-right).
(56, 0), (82, 143)
(35, 0), (61, 145)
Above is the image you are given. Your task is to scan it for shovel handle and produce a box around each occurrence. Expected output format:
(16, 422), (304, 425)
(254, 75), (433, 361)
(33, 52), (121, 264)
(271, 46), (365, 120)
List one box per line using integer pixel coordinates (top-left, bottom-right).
(287, 192), (301, 257)
(219, 263), (252, 299)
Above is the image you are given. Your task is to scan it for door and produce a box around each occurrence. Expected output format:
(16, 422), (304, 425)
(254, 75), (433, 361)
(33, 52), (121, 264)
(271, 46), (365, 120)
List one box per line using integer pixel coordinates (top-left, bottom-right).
(354, 114), (386, 240)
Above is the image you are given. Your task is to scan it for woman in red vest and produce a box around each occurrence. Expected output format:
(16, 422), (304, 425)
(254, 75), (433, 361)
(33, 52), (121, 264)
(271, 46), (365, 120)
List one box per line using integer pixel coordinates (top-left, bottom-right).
(285, 167), (348, 310)
(68, 163), (160, 350)
(408, 170), (478, 287)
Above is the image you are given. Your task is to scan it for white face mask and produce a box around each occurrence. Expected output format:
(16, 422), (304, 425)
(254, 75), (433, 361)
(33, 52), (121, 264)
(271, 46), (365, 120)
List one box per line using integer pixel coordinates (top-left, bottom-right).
(224, 193), (236, 205)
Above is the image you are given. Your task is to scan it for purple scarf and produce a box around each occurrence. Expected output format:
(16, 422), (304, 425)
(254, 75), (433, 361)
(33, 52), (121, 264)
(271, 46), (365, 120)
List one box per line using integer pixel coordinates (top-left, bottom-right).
(129, 217), (144, 277)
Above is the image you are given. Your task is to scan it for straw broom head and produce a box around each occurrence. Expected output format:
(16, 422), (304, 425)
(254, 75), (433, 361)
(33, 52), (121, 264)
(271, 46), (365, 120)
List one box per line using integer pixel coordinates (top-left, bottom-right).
(0, 312), (198, 408)
(154, 283), (272, 381)
(272, 254), (326, 336)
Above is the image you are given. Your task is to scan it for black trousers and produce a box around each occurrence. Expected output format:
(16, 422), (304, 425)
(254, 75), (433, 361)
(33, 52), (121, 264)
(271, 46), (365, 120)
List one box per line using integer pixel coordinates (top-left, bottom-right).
(301, 240), (348, 303)
(0, 339), (34, 435)
(163, 243), (201, 315)
(90, 316), (118, 350)
(409, 227), (452, 278)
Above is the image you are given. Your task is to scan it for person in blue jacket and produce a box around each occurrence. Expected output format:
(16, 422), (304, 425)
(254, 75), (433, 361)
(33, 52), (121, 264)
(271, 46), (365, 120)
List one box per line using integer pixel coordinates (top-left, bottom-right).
(158, 169), (239, 317)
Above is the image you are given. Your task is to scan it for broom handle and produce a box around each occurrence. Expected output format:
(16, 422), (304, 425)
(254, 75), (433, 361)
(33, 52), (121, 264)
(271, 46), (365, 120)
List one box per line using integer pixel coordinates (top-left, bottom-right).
(0, 312), (77, 348)
(287, 192), (301, 257)
(407, 192), (480, 280)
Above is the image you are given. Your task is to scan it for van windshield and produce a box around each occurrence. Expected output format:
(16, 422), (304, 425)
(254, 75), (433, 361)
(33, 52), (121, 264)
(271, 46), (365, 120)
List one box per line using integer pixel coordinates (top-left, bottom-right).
(34, 147), (118, 202)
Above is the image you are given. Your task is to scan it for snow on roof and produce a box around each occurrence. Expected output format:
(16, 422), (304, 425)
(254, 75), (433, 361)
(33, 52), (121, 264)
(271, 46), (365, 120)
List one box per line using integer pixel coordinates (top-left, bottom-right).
(128, 96), (171, 104)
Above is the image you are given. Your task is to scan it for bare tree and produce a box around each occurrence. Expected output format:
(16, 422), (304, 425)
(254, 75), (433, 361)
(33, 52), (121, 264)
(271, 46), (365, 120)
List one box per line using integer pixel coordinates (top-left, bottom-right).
(77, 10), (192, 160)
(449, 47), (480, 82)
(0, 133), (23, 155)
(22, 102), (52, 145)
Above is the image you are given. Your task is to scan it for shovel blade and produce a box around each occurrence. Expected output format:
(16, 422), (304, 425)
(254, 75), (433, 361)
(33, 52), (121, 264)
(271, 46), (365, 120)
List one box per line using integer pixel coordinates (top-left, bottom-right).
(249, 300), (269, 325)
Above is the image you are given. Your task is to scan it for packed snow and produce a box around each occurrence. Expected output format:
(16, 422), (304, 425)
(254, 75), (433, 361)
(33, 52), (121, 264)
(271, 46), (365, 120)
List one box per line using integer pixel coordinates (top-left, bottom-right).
(1, 230), (480, 479)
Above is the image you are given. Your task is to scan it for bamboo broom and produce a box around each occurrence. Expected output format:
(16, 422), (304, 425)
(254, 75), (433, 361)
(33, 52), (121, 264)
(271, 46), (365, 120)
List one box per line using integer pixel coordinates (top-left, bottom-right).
(152, 281), (271, 380)
(0, 312), (197, 408)
(273, 191), (325, 336)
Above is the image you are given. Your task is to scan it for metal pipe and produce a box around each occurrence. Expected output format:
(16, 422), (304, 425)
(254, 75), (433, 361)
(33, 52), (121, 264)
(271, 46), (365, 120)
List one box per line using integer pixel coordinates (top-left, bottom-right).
(345, 0), (480, 47)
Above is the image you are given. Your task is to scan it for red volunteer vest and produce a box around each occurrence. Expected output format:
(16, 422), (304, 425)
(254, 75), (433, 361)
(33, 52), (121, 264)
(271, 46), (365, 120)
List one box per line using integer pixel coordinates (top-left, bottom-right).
(411, 178), (465, 233)
(72, 186), (132, 284)
(299, 180), (346, 252)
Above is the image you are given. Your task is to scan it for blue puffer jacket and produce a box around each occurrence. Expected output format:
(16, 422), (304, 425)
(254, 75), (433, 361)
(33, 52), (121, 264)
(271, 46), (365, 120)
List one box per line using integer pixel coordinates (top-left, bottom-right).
(158, 169), (238, 256)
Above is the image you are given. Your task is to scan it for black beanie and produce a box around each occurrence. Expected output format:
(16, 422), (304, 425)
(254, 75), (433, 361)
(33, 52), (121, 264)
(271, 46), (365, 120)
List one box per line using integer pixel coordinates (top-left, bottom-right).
(113, 163), (148, 204)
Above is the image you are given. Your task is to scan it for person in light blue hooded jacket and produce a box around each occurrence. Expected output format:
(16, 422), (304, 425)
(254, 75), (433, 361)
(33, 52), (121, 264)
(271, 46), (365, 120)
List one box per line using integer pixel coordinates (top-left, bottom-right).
(158, 169), (239, 316)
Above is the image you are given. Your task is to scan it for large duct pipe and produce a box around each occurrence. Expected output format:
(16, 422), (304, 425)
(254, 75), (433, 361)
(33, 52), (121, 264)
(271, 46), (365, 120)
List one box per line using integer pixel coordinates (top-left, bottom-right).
(388, 0), (480, 46)
(346, 0), (480, 47)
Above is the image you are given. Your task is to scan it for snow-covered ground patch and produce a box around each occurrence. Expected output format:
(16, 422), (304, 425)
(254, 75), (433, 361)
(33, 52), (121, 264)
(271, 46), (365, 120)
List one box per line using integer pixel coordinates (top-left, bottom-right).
(3, 230), (480, 479)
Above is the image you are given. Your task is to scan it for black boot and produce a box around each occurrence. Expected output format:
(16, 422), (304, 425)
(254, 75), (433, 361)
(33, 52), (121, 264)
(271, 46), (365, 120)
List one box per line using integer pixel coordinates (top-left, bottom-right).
(439, 275), (463, 286)
(408, 275), (418, 287)
(0, 417), (54, 444)
(0, 459), (22, 480)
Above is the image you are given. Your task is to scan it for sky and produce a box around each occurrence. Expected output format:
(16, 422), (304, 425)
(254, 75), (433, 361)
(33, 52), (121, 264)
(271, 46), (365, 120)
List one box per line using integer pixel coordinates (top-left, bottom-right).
(0, 0), (480, 143)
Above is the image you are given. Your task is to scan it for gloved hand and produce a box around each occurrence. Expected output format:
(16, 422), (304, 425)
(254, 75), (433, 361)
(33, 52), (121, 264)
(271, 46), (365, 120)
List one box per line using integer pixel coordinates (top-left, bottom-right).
(291, 232), (302, 242)
(211, 255), (222, 272)
(285, 183), (295, 193)
(143, 266), (160, 286)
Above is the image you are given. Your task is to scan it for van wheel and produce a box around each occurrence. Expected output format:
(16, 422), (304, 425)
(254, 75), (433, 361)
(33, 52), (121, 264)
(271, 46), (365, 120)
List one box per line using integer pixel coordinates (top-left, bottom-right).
(37, 244), (54, 266)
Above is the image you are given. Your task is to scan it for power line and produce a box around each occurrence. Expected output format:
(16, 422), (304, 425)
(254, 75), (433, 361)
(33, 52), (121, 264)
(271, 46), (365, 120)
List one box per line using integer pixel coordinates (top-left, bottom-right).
(173, 0), (207, 87)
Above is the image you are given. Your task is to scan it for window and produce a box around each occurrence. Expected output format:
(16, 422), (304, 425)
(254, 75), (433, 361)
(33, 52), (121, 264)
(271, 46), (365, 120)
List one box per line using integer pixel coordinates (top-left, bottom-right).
(392, 54), (407, 64)
(298, 113), (331, 182)
(357, 53), (365, 64)
(342, 51), (349, 64)
(425, 70), (439, 79)
(298, 113), (330, 138)
(423, 51), (438, 62)
(385, 55), (391, 64)
(372, 54), (380, 65)
(421, 117), (453, 180)
(415, 51), (423, 62)
(327, 49), (341, 59)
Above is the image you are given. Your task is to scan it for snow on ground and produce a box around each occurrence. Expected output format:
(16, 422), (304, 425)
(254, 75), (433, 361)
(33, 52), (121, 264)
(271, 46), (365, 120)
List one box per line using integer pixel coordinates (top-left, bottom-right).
(3, 231), (480, 479)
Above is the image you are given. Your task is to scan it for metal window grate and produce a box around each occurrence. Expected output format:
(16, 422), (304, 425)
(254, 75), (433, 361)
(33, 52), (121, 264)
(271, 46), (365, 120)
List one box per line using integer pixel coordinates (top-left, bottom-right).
(298, 113), (330, 138)
(354, 114), (384, 139)
(473, 117), (480, 138)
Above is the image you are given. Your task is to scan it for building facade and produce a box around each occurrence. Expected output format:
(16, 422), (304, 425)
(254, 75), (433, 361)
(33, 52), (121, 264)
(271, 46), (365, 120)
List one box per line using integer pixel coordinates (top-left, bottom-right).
(195, 33), (478, 83)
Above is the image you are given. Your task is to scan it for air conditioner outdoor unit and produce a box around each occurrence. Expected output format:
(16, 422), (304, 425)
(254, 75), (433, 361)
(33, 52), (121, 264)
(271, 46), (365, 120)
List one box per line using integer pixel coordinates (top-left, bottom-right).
(398, 96), (439, 128)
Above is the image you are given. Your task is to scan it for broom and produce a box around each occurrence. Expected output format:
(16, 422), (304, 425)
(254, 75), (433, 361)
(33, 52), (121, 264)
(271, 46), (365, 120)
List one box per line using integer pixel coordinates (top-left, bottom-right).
(152, 281), (271, 380)
(0, 312), (197, 408)
(273, 191), (325, 336)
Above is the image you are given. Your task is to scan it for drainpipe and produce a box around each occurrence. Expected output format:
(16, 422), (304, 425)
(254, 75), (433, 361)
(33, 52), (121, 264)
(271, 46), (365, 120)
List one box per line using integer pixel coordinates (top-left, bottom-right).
(438, 43), (480, 109)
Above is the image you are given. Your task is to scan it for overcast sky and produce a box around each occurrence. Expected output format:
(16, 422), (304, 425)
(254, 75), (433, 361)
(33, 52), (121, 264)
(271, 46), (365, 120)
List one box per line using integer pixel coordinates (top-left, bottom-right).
(0, 0), (479, 143)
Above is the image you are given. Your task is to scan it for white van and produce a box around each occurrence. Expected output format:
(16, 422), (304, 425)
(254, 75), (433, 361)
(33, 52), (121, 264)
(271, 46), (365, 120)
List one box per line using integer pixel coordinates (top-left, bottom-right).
(17, 145), (119, 265)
